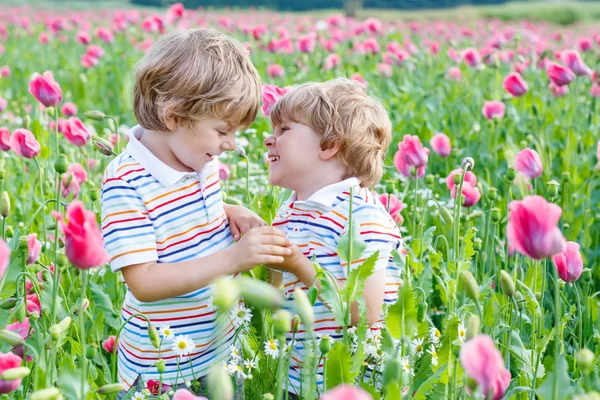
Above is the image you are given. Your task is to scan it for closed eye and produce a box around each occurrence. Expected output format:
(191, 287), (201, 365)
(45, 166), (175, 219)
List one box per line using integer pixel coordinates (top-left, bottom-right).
(217, 130), (228, 136)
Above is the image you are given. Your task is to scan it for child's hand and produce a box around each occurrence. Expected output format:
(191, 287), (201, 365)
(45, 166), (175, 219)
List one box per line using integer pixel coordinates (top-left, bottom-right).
(267, 245), (304, 274)
(229, 226), (293, 272)
(224, 204), (267, 241)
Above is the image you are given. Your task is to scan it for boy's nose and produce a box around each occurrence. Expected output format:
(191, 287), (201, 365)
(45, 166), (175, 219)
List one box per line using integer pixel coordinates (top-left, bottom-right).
(264, 134), (275, 147)
(221, 136), (236, 151)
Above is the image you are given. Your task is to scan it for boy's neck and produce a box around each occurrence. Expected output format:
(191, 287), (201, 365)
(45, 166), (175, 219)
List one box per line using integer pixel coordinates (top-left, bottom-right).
(138, 129), (193, 173)
(295, 170), (348, 202)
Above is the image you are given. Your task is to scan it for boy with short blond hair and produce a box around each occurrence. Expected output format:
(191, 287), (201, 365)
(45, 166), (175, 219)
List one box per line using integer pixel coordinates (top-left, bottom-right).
(102, 28), (292, 399)
(265, 78), (403, 394)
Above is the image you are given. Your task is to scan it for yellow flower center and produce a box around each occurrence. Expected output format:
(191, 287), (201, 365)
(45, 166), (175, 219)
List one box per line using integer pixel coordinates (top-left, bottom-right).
(435, 330), (440, 337)
(416, 344), (422, 352)
(270, 343), (277, 350)
(460, 329), (465, 337)
(178, 342), (187, 350)
(237, 311), (246, 318)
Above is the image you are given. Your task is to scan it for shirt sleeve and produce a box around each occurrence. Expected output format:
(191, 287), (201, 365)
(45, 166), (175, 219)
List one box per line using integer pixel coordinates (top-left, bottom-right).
(347, 204), (402, 272)
(101, 176), (158, 272)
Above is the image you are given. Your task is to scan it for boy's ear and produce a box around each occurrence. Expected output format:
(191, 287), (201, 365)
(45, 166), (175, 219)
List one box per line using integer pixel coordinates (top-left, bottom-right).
(319, 142), (340, 161)
(163, 115), (178, 132)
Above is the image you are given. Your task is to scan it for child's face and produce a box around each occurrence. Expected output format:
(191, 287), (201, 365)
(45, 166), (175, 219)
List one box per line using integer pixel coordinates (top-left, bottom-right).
(167, 117), (237, 172)
(264, 119), (324, 192)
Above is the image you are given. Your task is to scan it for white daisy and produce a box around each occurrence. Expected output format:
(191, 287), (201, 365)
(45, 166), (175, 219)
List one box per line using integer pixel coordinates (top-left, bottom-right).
(364, 343), (379, 359)
(429, 327), (441, 344)
(244, 358), (258, 371)
(229, 362), (247, 379)
(366, 329), (382, 343)
(427, 347), (439, 367)
(231, 304), (253, 328)
(229, 344), (242, 361)
(171, 335), (195, 357)
(412, 337), (424, 357)
(264, 339), (280, 359)
(458, 322), (467, 343)
(132, 391), (146, 400)
(226, 361), (238, 376)
(159, 325), (175, 341)
(401, 356), (414, 376)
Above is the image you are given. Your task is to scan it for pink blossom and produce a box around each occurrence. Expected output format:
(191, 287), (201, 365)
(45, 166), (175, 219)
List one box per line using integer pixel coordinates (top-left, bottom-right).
(61, 102), (77, 117)
(0, 238), (9, 279)
(9, 129), (41, 158)
(0, 352), (23, 394)
(261, 84), (290, 117)
(378, 194), (404, 225)
(507, 195), (566, 260)
(0, 96), (6, 112)
(430, 133), (451, 157)
(323, 54), (341, 71)
(560, 50), (591, 76)
(552, 241), (583, 282)
(447, 66), (462, 81)
(0, 128), (10, 151)
(0, 66), (10, 77)
(171, 389), (207, 400)
(218, 162), (230, 180)
(397, 135), (428, 168)
(26, 234), (41, 265)
(514, 148), (543, 178)
(546, 62), (575, 86)
(29, 71), (62, 107)
(503, 72), (528, 97)
(76, 30), (91, 45)
(63, 117), (91, 146)
(377, 63), (392, 77)
(549, 82), (569, 97)
(266, 64), (285, 78)
(297, 35), (316, 53)
(394, 146), (429, 179)
(321, 384), (373, 400)
(459, 335), (511, 400)
(482, 101), (505, 120)
(102, 336), (117, 354)
(461, 47), (481, 67)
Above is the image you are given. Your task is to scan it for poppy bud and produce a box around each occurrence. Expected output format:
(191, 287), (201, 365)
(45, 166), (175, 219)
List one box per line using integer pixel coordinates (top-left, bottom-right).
(319, 334), (332, 354)
(54, 154), (69, 174)
(491, 208), (501, 222)
(272, 310), (292, 337)
(307, 286), (318, 306)
(461, 271), (480, 301)
(465, 314), (480, 341)
(500, 270), (515, 297)
(97, 383), (125, 394)
(84, 110), (106, 121)
(0, 191), (9, 218)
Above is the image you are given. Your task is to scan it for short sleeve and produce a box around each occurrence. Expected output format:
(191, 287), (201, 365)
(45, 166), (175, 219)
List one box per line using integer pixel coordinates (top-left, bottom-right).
(101, 176), (158, 272)
(349, 205), (402, 271)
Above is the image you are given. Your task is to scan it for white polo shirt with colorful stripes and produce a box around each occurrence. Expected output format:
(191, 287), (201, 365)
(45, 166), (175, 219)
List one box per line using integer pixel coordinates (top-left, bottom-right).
(101, 125), (235, 390)
(272, 178), (403, 393)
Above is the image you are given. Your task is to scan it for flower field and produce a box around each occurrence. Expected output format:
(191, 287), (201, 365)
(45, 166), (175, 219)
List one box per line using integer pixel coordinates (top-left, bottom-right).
(0, 2), (600, 399)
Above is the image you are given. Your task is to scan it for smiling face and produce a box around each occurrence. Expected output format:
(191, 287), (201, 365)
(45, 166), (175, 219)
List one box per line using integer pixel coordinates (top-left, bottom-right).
(264, 119), (323, 192)
(166, 117), (238, 172)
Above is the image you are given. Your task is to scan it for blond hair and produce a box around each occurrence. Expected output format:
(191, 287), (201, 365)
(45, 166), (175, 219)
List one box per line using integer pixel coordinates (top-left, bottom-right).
(134, 28), (260, 131)
(270, 78), (392, 188)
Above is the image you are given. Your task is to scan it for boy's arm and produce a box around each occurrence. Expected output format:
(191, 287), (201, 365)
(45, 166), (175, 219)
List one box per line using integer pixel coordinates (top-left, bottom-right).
(223, 204), (266, 241)
(122, 226), (292, 303)
(272, 247), (386, 326)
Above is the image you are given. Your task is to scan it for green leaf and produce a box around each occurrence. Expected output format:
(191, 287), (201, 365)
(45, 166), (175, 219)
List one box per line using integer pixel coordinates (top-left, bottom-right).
(460, 226), (477, 262)
(325, 341), (356, 389)
(359, 383), (381, 400)
(58, 352), (91, 400)
(429, 251), (443, 269)
(341, 251), (377, 303)
(386, 284), (418, 340)
(537, 355), (574, 400)
(337, 220), (366, 264)
(413, 364), (447, 400)
(90, 281), (116, 316)
(351, 297), (369, 375)
(317, 267), (346, 326)
(509, 330), (546, 381)
(383, 381), (402, 399)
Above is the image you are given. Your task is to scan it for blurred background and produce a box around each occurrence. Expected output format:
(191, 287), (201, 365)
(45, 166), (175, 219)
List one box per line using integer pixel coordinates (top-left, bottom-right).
(0, 0), (600, 25)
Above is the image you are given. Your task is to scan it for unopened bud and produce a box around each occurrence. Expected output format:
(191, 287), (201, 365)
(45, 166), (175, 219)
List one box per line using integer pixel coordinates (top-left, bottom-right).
(207, 364), (233, 400)
(5, 226), (13, 238)
(425, 174), (434, 186)
(49, 324), (62, 340)
(90, 189), (99, 201)
(63, 173), (73, 190)
(0, 192), (9, 218)
(86, 346), (97, 359)
(57, 253), (67, 267)
(467, 210), (484, 220)
(466, 376), (478, 392)
(213, 277), (239, 311)
(461, 271), (479, 301)
(547, 180), (559, 197)
(575, 348), (595, 375)
(453, 173), (461, 185)
(506, 168), (516, 181)
(385, 181), (395, 194)
(92, 136), (115, 156)
(491, 208), (501, 223)
(307, 286), (318, 306)
(238, 277), (284, 311)
(84, 110), (106, 121)
(487, 187), (497, 200)
(465, 314), (480, 341)
(0, 367), (30, 381)
(0, 329), (25, 346)
(319, 334), (332, 354)
(473, 238), (483, 251)
(439, 205), (454, 225)
(417, 302), (427, 322)
(29, 388), (60, 400)
(54, 154), (69, 174)
(148, 323), (160, 349)
(58, 316), (72, 332)
(272, 310), (292, 337)
(562, 171), (571, 183)
(97, 383), (125, 394)
(293, 287), (314, 332)
(263, 394), (275, 400)
(17, 299), (26, 322)
(0, 298), (16, 309)
(291, 315), (301, 334)
(500, 270), (515, 297)
(156, 358), (166, 374)
(461, 157), (475, 171)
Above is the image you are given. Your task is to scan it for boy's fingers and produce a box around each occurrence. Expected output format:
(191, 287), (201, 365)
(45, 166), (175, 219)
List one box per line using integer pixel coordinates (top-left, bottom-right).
(230, 222), (241, 241)
(261, 235), (292, 247)
(259, 255), (285, 264)
(260, 245), (293, 256)
(256, 226), (288, 237)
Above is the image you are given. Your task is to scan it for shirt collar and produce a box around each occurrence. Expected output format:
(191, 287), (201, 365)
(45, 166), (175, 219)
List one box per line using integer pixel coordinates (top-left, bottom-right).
(286, 177), (361, 208)
(125, 125), (197, 187)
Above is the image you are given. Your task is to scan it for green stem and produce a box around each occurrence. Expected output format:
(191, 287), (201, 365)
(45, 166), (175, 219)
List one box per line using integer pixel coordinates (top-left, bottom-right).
(342, 187), (354, 342)
(574, 283), (583, 352)
(553, 266), (561, 400)
(284, 332), (296, 400)
(49, 171), (62, 325)
(79, 269), (89, 400)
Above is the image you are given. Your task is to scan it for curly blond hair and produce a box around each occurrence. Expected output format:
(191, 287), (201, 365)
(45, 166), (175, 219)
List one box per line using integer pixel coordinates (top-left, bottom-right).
(134, 28), (260, 131)
(270, 78), (392, 188)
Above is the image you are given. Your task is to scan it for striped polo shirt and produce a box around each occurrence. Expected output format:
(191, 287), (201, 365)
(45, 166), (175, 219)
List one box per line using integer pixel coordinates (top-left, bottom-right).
(101, 125), (236, 390)
(272, 178), (403, 393)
